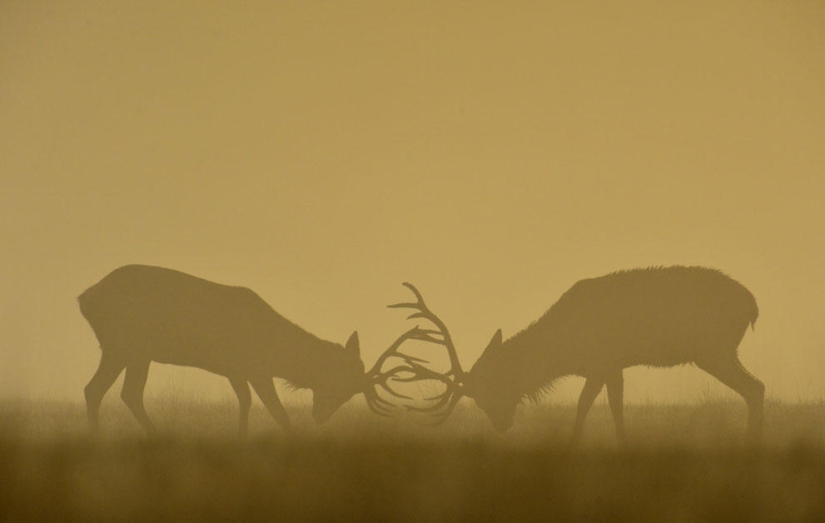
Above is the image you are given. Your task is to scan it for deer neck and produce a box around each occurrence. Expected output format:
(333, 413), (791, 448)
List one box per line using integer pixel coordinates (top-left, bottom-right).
(482, 335), (572, 398)
(259, 329), (342, 390)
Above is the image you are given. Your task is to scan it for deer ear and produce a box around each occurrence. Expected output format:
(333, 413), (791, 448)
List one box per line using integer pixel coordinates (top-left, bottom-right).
(345, 331), (360, 355)
(491, 328), (503, 347)
(482, 329), (503, 356)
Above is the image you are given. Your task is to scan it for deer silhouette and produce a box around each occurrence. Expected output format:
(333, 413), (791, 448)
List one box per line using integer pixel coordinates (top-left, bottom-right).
(79, 265), (374, 436)
(372, 267), (765, 443)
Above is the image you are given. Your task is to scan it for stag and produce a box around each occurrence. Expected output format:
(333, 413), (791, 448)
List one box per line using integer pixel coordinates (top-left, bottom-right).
(373, 267), (765, 443)
(79, 264), (376, 436)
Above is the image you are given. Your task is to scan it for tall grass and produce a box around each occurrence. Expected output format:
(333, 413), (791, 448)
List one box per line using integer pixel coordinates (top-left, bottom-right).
(0, 397), (823, 522)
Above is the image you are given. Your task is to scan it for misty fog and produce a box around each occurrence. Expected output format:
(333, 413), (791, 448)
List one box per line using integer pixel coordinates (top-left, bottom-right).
(1, 0), (823, 407)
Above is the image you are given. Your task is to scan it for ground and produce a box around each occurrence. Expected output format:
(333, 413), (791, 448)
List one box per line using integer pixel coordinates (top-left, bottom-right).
(0, 397), (823, 522)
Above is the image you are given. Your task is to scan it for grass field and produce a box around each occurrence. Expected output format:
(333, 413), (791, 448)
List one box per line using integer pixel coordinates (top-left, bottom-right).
(1, 397), (823, 522)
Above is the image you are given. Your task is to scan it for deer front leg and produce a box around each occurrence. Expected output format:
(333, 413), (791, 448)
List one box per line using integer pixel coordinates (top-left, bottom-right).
(121, 360), (156, 435)
(605, 369), (626, 446)
(85, 351), (126, 433)
(229, 377), (252, 438)
(249, 377), (293, 436)
(571, 376), (605, 445)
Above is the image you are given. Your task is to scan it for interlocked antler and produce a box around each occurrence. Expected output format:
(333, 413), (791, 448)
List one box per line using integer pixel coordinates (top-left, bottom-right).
(364, 282), (466, 423)
(363, 325), (428, 415)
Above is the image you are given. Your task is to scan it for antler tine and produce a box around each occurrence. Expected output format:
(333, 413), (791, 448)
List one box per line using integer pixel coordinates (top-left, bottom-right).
(367, 325), (427, 377)
(391, 359), (454, 382)
(364, 389), (394, 416)
(387, 282), (465, 380)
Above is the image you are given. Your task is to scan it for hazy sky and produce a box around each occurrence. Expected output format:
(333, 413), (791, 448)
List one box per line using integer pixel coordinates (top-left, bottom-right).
(1, 1), (823, 404)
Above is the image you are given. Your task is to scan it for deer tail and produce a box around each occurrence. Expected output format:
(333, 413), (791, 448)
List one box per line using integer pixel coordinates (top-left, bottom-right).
(746, 292), (759, 332)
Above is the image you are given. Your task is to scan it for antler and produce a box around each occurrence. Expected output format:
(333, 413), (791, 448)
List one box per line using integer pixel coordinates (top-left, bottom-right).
(388, 282), (465, 381)
(363, 326), (429, 416)
(364, 282), (465, 422)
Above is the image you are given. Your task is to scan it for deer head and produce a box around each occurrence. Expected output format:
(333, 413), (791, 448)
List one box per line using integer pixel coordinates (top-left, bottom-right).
(460, 329), (524, 432)
(312, 331), (365, 423)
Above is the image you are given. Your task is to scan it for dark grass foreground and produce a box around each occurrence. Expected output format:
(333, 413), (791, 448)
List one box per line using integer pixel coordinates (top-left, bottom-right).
(3, 439), (824, 522)
(0, 398), (823, 522)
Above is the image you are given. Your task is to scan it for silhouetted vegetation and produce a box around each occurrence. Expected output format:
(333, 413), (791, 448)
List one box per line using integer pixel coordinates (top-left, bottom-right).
(0, 397), (822, 522)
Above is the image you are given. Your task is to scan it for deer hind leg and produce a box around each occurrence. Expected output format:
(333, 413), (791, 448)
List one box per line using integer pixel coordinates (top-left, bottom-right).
(571, 376), (605, 444)
(605, 369), (626, 446)
(228, 377), (252, 438)
(696, 355), (765, 441)
(84, 350), (126, 433)
(121, 359), (156, 434)
(249, 377), (293, 436)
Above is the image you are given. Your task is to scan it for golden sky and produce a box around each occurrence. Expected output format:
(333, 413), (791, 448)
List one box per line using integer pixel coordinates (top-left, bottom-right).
(1, 1), (823, 403)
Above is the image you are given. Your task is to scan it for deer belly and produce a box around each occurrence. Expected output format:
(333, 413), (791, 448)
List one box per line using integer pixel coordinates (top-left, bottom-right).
(585, 331), (698, 368)
(145, 339), (250, 377)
